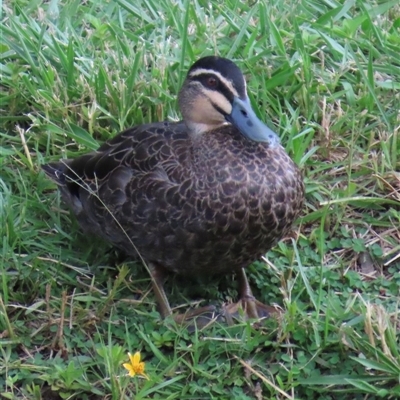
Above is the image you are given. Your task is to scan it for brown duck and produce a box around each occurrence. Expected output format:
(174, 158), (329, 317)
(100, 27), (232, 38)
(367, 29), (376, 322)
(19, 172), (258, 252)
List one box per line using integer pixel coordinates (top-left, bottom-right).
(43, 56), (304, 323)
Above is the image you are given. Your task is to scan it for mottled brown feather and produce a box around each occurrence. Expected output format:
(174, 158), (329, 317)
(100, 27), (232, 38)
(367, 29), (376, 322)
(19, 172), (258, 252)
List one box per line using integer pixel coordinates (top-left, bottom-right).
(43, 120), (304, 276)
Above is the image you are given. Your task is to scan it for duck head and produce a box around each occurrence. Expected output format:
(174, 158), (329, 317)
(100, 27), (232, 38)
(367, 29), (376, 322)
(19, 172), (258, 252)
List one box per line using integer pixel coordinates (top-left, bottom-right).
(178, 56), (280, 146)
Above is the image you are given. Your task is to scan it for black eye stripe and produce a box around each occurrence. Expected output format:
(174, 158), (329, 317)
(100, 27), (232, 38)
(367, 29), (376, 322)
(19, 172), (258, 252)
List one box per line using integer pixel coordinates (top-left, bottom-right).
(191, 74), (234, 103)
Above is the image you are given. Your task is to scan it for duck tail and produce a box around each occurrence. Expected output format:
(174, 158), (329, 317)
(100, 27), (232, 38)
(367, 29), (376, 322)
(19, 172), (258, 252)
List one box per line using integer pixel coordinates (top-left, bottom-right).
(41, 161), (69, 186)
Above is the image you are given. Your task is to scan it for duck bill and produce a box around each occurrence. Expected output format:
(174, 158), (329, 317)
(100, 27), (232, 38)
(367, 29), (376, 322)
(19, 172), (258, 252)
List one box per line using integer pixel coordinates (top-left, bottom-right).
(226, 97), (280, 146)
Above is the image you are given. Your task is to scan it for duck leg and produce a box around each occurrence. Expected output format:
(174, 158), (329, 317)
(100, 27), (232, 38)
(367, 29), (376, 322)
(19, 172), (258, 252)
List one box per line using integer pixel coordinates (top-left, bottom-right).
(148, 262), (218, 326)
(223, 267), (277, 324)
(148, 262), (172, 319)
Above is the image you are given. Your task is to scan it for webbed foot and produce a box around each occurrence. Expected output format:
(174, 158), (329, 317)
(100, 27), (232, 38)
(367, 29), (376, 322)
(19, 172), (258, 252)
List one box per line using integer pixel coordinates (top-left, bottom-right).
(222, 268), (279, 325)
(148, 262), (221, 329)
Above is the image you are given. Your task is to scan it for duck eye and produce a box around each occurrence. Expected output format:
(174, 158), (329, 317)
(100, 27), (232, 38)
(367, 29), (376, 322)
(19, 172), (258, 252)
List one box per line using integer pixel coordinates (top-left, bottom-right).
(206, 77), (218, 88)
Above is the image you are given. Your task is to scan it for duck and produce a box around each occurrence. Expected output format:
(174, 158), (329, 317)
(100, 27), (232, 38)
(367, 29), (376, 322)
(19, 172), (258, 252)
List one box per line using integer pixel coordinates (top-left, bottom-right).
(42, 56), (304, 324)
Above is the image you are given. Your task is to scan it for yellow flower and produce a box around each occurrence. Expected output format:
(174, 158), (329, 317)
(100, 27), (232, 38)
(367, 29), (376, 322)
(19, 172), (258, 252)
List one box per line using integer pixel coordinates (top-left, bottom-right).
(123, 351), (149, 379)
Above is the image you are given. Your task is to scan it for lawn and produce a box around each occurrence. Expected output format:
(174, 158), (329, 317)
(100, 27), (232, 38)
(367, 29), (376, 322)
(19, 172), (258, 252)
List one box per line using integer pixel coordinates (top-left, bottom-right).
(1, 0), (400, 399)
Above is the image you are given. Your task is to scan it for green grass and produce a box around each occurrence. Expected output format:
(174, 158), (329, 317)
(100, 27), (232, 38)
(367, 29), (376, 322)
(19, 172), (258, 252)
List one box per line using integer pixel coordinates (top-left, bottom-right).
(1, 0), (400, 398)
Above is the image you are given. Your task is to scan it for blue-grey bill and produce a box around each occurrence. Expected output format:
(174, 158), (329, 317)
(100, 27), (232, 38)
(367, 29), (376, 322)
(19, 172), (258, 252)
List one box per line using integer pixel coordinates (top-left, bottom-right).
(226, 97), (280, 146)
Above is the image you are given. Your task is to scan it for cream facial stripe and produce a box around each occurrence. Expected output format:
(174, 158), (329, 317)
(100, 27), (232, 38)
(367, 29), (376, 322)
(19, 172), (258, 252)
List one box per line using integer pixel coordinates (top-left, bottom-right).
(200, 88), (233, 115)
(189, 68), (240, 98)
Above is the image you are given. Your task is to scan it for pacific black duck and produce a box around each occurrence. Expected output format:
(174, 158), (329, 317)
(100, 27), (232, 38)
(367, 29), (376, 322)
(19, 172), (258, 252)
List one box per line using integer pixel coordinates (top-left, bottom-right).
(43, 56), (304, 324)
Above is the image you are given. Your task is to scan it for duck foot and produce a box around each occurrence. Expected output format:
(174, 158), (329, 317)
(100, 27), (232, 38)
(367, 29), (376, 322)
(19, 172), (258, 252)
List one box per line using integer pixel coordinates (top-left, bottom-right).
(148, 262), (222, 329)
(172, 305), (222, 330)
(148, 263), (277, 328)
(222, 268), (279, 325)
